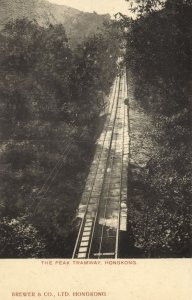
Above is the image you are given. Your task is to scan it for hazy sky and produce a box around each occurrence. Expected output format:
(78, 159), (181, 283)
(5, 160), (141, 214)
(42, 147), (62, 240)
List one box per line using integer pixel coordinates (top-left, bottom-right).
(48, 0), (130, 16)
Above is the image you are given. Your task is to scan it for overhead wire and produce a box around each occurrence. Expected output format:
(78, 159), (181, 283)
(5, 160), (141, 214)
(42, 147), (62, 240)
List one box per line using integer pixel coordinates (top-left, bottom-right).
(30, 119), (91, 213)
(30, 83), (111, 213)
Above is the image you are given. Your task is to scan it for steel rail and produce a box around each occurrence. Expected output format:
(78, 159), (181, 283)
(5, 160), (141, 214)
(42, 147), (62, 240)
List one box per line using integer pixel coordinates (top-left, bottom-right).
(87, 75), (122, 258)
(72, 77), (119, 258)
(115, 70), (127, 258)
(96, 77), (124, 258)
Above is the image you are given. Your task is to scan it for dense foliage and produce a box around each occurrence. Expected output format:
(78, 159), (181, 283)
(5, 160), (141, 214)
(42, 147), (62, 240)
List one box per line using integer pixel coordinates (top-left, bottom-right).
(124, 0), (192, 257)
(0, 18), (120, 257)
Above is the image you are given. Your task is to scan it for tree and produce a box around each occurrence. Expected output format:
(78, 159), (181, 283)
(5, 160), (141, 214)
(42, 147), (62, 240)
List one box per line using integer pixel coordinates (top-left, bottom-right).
(125, 0), (192, 16)
(0, 216), (45, 258)
(123, 0), (192, 257)
(0, 17), (122, 257)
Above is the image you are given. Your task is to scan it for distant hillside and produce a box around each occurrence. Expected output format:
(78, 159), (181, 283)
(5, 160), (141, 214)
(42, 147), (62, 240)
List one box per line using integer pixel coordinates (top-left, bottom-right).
(0, 0), (111, 47)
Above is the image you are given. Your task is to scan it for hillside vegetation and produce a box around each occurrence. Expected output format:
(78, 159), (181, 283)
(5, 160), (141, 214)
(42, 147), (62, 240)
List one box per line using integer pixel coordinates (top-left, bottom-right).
(0, 0), (110, 47)
(0, 18), (121, 257)
(123, 0), (192, 257)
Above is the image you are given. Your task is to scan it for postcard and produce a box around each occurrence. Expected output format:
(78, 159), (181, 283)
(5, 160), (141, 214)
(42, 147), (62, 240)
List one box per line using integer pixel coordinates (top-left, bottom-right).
(0, 0), (191, 299)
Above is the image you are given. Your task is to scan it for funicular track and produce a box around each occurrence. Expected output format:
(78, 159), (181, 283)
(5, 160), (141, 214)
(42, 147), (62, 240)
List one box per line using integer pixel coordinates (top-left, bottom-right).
(73, 70), (129, 259)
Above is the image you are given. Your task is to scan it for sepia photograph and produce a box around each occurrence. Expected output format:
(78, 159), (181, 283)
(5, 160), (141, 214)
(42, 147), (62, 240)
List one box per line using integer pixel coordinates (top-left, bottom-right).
(0, 0), (191, 261)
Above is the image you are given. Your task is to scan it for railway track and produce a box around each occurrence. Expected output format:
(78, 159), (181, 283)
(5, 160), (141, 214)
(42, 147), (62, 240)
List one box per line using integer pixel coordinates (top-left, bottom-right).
(72, 70), (129, 259)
